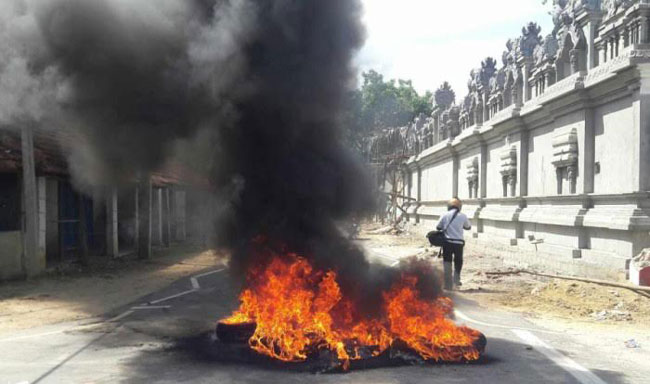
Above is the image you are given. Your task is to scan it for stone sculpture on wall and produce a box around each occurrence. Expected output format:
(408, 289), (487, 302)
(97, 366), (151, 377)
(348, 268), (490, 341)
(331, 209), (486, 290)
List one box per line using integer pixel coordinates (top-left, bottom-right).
(603, 0), (635, 19)
(466, 157), (480, 199)
(552, 128), (579, 194)
(434, 82), (456, 110)
(500, 136), (518, 197)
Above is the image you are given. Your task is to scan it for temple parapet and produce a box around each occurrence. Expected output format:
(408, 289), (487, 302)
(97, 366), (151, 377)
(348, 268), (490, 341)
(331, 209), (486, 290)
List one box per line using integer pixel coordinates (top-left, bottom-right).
(394, 0), (650, 281)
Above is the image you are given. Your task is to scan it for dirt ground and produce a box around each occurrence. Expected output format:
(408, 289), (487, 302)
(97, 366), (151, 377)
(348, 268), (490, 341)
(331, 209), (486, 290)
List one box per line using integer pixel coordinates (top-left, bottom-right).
(0, 245), (226, 335)
(2, 226), (648, 339)
(360, 223), (650, 333)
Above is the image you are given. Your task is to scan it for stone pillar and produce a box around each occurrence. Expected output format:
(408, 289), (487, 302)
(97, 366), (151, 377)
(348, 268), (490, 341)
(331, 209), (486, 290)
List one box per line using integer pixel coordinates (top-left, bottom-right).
(584, 15), (601, 70)
(637, 64), (650, 192)
(583, 108), (596, 194)
(137, 179), (152, 259)
(639, 15), (650, 44)
(524, 58), (534, 102)
(598, 42), (607, 65)
(151, 188), (163, 246)
(452, 154), (459, 198)
(105, 188), (119, 257)
(480, 142), (488, 198)
(21, 125), (43, 276)
(519, 131), (529, 197)
(482, 91), (490, 123)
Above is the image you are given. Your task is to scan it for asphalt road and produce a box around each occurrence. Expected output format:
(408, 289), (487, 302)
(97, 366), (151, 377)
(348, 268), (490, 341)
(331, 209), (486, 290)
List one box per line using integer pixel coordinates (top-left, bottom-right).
(0, 250), (646, 384)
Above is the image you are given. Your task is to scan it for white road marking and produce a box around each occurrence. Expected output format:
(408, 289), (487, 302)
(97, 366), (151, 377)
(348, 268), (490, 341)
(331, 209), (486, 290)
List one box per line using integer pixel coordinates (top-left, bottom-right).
(131, 305), (171, 310)
(391, 260), (401, 267)
(454, 309), (562, 335)
(148, 289), (196, 305)
(513, 330), (608, 384)
(107, 310), (134, 323)
(193, 268), (226, 280)
(190, 268), (225, 290)
(148, 268), (226, 304)
(0, 330), (65, 343)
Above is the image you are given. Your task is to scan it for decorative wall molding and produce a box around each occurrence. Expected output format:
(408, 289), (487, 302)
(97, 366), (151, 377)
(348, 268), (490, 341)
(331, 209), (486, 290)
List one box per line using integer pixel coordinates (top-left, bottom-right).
(466, 157), (479, 198)
(499, 137), (518, 197)
(552, 128), (579, 194)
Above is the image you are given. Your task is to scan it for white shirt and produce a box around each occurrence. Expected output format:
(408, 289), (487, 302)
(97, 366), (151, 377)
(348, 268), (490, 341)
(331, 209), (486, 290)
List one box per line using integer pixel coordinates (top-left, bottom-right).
(436, 209), (471, 245)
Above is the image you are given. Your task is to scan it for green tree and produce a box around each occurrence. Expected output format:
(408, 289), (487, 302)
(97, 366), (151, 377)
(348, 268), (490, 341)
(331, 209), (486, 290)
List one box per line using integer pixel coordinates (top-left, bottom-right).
(342, 70), (432, 152)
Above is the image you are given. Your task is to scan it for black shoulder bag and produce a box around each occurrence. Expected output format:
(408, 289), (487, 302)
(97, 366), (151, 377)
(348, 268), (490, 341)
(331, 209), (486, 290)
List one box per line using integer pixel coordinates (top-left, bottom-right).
(426, 210), (459, 247)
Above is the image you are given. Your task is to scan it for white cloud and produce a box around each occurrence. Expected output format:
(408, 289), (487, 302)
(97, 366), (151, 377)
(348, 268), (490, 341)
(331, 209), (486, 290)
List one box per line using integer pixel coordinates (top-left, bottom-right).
(356, 0), (554, 98)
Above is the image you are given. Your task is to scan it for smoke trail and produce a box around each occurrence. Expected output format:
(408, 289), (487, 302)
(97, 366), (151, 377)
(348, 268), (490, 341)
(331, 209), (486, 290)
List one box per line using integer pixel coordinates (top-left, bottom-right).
(0, 0), (440, 314)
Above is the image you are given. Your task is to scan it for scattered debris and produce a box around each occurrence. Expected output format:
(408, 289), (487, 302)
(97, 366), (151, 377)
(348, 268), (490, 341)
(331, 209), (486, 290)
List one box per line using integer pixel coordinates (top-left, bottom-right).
(367, 226), (393, 235)
(590, 310), (632, 322)
(485, 269), (650, 295)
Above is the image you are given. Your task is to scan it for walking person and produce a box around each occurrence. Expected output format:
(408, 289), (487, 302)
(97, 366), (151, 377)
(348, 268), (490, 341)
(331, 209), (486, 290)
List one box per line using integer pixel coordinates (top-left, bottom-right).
(436, 198), (471, 290)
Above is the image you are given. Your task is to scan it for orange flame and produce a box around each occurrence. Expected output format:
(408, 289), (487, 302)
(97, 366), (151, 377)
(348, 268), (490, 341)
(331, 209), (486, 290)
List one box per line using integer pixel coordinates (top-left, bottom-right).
(221, 248), (482, 367)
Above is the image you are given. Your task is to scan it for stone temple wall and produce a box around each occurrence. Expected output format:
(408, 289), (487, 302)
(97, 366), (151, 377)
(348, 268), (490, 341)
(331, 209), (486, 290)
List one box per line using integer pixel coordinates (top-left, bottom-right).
(402, 0), (650, 279)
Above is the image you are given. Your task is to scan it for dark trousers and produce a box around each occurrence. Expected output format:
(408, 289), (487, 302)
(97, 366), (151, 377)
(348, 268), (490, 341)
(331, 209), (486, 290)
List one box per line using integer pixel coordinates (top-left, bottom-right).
(442, 242), (464, 274)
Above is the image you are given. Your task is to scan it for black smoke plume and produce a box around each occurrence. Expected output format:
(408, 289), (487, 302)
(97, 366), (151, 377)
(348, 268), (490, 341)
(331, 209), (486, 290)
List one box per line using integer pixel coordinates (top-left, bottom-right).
(0, 0), (441, 314)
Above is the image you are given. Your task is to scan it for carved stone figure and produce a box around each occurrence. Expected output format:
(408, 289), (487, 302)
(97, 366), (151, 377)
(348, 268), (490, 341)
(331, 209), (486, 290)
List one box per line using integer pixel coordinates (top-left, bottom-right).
(535, 34), (560, 66)
(466, 157), (480, 198)
(434, 82), (456, 110)
(480, 58), (498, 89)
(500, 137), (518, 197)
(518, 22), (543, 58)
(603, 0), (634, 19)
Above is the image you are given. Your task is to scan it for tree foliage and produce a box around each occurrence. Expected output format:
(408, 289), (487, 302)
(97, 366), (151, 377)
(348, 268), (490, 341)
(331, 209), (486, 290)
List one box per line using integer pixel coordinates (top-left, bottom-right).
(342, 70), (432, 152)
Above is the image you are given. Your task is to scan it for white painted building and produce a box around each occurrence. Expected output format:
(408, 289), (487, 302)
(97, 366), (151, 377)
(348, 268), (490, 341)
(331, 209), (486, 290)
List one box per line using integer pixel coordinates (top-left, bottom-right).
(402, 1), (650, 279)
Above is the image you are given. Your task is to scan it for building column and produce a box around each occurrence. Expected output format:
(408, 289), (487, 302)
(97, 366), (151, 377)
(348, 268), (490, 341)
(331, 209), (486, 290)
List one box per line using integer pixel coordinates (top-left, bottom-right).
(584, 15), (601, 70)
(21, 125), (43, 276)
(520, 58), (533, 102)
(519, 131), (530, 197)
(151, 188), (163, 246)
(162, 188), (171, 247)
(637, 64), (650, 192)
(45, 178), (59, 261)
(174, 189), (186, 242)
(137, 179), (152, 259)
(78, 192), (89, 263)
(37, 177), (46, 263)
(105, 188), (119, 257)
(583, 108), (596, 194)
(452, 153), (460, 197)
(480, 142), (488, 198)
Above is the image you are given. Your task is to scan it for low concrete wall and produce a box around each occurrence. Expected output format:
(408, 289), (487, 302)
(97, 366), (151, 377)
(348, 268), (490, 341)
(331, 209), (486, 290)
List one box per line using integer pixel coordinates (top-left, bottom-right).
(0, 231), (23, 280)
(408, 222), (628, 281)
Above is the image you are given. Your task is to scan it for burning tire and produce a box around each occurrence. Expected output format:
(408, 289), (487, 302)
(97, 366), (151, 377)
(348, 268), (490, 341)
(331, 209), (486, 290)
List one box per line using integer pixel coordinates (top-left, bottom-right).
(216, 321), (257, 343)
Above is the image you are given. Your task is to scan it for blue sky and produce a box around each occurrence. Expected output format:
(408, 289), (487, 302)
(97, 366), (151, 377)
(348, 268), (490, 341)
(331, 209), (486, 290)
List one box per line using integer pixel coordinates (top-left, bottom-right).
(356, 0), (554, 97)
